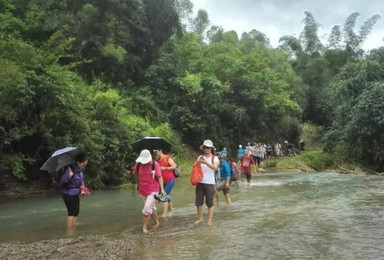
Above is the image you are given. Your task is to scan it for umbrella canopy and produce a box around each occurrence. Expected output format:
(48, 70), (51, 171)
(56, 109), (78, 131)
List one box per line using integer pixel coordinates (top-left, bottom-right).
(40, 147), (79, 173)
(132, 137), (171, 153)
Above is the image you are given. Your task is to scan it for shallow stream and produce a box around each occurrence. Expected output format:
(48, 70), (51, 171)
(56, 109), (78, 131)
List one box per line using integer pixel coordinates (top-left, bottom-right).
(1, 172), (384, 259)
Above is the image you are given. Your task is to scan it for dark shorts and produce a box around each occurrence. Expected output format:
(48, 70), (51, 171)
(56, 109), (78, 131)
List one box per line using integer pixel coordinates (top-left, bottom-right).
(62, 194), (80, 216)
(242, 172), (251, 183)
(253, 156), (261, 165)
(195, 183), (215, 208)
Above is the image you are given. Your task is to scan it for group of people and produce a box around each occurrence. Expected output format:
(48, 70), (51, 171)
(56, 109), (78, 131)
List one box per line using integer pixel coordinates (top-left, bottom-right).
(130, 139), (245, 233)
(59, 139), (271, 235)
(234, 140), (301, 163)
(131, 140), (223, 233)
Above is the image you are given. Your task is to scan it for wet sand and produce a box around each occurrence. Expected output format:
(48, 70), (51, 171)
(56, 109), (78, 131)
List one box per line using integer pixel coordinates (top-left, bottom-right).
(0, 230), (156, 260)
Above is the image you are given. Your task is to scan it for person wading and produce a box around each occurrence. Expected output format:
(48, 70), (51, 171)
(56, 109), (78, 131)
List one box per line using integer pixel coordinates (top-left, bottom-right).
(194, 140), (219, 226)
(154, 148), (177, 217)
(133, 149), (166, 234)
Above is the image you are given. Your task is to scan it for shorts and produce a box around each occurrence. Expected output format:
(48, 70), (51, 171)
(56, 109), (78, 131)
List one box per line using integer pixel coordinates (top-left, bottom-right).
(62, 194), (80, 217)
(164, 178), (175, 195)
(253, 156), (261, 165)
(242, 172), (251, 183)
(140, 192), (157, 216)
(195, 183), (215, 208)
(215, 181), (230, 195)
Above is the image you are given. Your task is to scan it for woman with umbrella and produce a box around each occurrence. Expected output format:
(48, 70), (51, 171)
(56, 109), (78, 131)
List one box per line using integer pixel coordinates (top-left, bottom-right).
(154, 148), (177, 217)
(59, 153), (89, 233)
(133, 149), (166, 234)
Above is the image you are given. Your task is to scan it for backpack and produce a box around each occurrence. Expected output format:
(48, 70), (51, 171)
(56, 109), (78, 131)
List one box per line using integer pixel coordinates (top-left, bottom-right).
(164, 155), (181, 178)
(57, 165), (71, 189)
(227, 159), (239, 181)
(135, 159), (157, 190)
(137, 159), (156, 179)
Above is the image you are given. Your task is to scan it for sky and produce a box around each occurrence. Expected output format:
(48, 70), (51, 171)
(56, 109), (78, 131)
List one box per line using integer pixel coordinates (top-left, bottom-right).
(191, 0), (384, 51)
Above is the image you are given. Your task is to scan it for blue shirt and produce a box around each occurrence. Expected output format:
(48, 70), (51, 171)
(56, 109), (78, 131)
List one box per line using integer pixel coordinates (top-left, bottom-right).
(237, 148), (244, 158)
(60, 165), (85, 195)
(219, 160), (231, 182)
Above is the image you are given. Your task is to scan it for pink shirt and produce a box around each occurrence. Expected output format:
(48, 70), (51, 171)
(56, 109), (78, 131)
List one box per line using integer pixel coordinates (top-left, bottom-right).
(134, 161), (161, 196)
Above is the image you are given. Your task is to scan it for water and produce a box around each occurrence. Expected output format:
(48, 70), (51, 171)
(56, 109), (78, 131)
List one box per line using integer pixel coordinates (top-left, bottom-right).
(1, 172), (384, 259)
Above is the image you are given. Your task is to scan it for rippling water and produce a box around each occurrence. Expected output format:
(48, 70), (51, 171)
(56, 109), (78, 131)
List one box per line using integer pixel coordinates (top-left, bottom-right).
(1, 172), (384, 259)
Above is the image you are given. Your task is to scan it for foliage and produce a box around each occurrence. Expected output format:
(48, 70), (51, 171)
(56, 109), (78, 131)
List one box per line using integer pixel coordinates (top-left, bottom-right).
(300, 149), (332, 171)
(325, 48), (384, 171)
(1, 1), (383, 192)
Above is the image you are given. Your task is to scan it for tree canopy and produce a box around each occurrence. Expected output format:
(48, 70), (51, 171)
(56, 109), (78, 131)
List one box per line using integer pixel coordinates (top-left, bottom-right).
(0, 1), (383, 190)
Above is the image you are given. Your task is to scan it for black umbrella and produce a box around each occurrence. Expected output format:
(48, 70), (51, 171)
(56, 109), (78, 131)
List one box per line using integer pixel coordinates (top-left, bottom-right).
(132, 137), (172, 153)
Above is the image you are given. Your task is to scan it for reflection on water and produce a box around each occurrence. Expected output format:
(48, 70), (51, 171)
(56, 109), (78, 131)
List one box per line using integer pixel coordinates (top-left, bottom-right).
(2, 172), (384, 259)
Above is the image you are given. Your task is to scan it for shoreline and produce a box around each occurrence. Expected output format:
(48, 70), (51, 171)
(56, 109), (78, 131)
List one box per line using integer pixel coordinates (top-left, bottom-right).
(0, 227), (161, 260)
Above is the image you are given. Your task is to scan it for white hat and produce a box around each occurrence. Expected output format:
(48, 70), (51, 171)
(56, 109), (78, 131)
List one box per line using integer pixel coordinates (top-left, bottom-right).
(200, 139), (215, 150)
(239, 145), (242, 148)
(136, 149), (152, 164)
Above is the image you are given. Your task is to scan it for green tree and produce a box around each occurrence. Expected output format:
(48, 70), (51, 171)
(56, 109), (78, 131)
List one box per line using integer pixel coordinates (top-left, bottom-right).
(325, 48), (384, 170)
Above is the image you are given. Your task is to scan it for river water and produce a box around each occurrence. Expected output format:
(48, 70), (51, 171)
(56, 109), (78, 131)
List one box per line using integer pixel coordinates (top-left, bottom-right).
(1, 172), (384, 259)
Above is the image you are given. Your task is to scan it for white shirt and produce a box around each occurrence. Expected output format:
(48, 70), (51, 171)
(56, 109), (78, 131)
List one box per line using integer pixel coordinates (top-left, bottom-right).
(199, 155), (219, 185)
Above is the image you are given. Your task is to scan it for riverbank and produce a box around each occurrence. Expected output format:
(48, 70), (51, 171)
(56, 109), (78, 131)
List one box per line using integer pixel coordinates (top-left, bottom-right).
(0, 230), (146, 259)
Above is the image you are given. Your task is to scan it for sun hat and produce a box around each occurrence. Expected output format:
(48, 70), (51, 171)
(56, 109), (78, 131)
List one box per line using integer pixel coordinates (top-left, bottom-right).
(136, 149), (152, 164)
(200, 139), (215, 150)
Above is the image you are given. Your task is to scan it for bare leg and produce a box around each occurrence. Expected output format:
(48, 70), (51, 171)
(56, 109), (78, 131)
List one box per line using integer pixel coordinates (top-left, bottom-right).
(151, 212), (160, 228)
(195, 205), (203, 224)
(207, 207), (214, 226)
(214, 190), (220, 205)
(143, 215), (150, 233)
(168, 201), (173, 211)
(66, 216), (77, 236)
(162, 202), (169, 217)
(224, 194), (232, 205)
(66, 216), (77, 228)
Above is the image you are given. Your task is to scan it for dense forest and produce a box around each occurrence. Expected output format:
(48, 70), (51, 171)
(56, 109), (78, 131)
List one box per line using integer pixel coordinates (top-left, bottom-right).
(1, 0), (384, 190)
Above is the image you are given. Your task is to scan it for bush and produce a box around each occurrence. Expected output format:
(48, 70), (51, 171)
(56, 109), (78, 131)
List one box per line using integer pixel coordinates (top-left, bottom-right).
(300, 149), (332, 171)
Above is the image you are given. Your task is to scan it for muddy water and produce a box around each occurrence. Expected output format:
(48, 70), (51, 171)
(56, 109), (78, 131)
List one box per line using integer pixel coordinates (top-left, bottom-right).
(1, 172), (384, 259)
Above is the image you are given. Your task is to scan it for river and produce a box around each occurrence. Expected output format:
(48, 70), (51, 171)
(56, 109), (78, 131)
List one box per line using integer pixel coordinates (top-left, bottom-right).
(1, 172), (384, 259)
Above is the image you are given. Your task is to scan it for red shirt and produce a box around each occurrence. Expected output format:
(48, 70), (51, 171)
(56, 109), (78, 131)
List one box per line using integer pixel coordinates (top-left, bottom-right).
(239, 155), (255, 174)
(133, 161), (161, 196)
(158, 155), (175, 183)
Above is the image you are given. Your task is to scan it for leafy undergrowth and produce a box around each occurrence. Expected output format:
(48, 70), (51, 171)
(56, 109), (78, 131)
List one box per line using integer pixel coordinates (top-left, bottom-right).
(264, 156), (316, 173)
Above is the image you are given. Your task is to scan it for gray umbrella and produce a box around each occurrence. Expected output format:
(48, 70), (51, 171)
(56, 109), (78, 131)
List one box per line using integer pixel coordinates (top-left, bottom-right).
(40, 147), (79, 173)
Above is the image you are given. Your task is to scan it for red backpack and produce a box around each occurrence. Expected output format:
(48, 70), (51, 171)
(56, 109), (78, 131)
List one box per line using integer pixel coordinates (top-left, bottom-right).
(227, 159), (239, 181)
